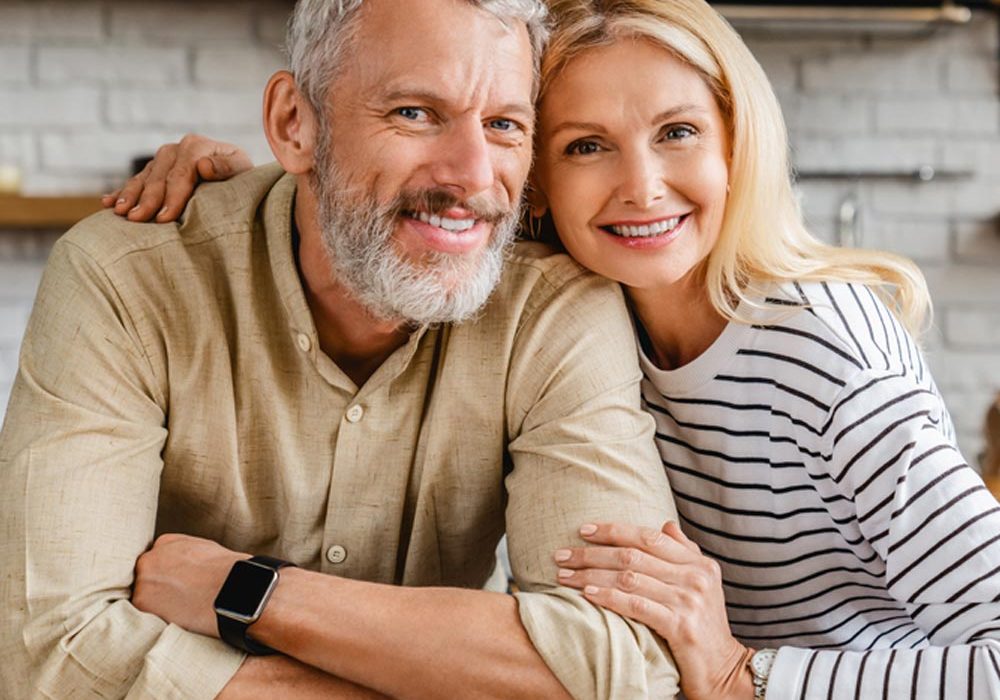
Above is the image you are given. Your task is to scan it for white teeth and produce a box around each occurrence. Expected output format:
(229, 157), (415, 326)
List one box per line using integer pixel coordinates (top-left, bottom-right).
(413, 211), (476, 233)
(440, 217), (475, 232)
(610, 216), (682, 238)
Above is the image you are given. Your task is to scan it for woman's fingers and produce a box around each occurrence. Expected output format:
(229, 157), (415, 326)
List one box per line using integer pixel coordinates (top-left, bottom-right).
(101, 190), (121, 208)
(556, 544), (721, 602)
(197, 146), (254, 181)
(576, 521), (696, 564)
(557, 566), (684, 630)
(131, 143), (179, 222)
(663, 519), (701, 554)
(582, 577), (680, 638)
(111, 159), (155, 218)
(104, 135), (253, 224)
(156, 137), (253, 222)
(558, 563), (674, 600)
(555, 543), (681, 581)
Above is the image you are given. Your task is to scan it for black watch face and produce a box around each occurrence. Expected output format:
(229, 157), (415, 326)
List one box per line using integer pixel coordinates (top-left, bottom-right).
(214, 560), (278, 622)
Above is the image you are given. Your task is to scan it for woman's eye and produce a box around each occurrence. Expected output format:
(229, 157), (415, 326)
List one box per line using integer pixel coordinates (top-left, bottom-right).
(565, 140), (602, 156)
(664, 124), (697, 140)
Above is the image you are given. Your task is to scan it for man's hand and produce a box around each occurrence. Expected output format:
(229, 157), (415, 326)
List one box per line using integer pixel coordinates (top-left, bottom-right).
(132, 533), (246, 637)
(102, 134), (253, 223)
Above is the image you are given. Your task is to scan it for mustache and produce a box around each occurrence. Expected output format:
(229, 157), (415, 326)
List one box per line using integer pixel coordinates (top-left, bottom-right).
(393, 188), (515, 225)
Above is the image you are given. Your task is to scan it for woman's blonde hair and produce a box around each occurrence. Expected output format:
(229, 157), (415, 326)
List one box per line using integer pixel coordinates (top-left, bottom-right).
(539, 0), (931, 336)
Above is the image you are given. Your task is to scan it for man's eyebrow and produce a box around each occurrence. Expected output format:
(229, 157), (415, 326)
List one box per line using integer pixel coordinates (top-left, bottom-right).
(380, 88), (445, 105)
(548, 104), (708, 137)
(497, 102), (536, 124)
(379, 89), (535, 123)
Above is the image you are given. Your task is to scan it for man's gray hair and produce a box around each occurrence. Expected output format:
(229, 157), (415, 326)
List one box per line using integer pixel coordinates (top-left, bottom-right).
(287, 0), (549, 113)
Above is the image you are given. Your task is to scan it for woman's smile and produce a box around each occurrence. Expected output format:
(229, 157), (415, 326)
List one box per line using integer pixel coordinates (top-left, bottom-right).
(596, 212), (691, 249)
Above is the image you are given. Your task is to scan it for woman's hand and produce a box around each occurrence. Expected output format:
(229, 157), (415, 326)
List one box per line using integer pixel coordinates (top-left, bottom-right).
(102, 134), (253, 223)
(555, 521), (754, 700)
(132, 533), (246, 637)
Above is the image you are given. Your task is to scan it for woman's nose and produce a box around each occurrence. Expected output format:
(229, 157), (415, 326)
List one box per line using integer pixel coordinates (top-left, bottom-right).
(617, 150), (667, 209)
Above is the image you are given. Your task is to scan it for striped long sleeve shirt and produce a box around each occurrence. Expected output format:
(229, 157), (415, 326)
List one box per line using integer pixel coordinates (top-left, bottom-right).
(639, 280), (1000, 698)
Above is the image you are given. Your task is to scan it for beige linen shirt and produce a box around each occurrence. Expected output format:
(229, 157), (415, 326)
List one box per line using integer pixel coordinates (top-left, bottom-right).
(0, 164), (679, 699)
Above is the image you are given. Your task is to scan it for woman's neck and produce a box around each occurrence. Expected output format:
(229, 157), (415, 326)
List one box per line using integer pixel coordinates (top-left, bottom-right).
(626, 275), (729, 372)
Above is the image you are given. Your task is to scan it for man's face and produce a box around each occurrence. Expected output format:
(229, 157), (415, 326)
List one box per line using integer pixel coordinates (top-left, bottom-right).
(310, 0), (536, 325)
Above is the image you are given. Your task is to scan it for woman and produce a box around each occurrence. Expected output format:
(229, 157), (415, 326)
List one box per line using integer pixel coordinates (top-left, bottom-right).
(109, 0), (1000, 697)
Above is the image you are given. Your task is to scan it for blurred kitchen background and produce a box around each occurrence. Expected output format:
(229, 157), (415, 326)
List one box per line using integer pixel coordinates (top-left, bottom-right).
(0, 1), (998, 465)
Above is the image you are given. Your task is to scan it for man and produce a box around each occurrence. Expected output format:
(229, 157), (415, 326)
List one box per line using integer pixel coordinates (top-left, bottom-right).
(0, 0), (679, 697)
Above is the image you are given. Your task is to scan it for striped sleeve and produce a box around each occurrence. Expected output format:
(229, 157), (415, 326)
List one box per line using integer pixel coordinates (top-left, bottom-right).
(768, 367), (1000, 699)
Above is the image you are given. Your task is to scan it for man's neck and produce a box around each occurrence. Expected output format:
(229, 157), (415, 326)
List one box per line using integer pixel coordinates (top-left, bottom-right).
(294, 187), (411, 388)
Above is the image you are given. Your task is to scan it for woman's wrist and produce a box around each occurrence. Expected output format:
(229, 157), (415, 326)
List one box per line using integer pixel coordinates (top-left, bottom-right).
(685, 643), (755, 700)
(731, 646), (756, 700)
(732, 657), (755, 700)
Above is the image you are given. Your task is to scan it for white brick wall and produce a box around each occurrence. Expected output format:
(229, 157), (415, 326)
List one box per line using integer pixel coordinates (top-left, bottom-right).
(0, 0), (291, 432)
(0, 258), (47, 419)
(0, 3), (998, 465)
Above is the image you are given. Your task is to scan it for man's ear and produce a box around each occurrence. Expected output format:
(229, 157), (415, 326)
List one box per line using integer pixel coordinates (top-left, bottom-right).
(263, 70), (319, 175)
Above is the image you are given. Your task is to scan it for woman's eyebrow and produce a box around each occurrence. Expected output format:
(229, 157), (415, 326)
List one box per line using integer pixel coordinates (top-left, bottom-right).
(547, 104), (710, 137)
(547, 120), (608, 137)
(650, 104), (709, 123)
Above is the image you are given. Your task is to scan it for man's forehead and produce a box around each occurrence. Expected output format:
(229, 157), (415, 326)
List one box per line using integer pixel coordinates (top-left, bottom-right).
(346, 0), (535, 90)
(340, 0), (534, 110)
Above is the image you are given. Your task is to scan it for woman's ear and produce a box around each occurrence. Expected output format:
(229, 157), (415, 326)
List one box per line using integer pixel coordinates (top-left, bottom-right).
(526, 176), (549, 218)
(263, 70), (319, 175)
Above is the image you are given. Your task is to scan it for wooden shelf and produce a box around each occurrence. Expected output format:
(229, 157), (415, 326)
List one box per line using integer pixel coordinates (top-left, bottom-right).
(0, 195), (104, 230)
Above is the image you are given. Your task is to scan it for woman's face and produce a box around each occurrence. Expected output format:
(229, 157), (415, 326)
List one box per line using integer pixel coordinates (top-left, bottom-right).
(534, 38), (731, 291)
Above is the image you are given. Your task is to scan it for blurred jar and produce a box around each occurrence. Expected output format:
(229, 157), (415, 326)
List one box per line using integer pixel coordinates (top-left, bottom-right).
(0, 163), (22, 195)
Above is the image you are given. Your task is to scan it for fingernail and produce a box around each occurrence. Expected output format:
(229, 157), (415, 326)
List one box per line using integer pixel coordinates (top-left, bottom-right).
(129, 205), (140, 212)
(557, 568), (574, 579)
(579, 524), (597, 536)
(158, 206), (169, 216)
(554, 549), (571, 562)
(584, 585), (599, 595)
(117, 198), (127, 205)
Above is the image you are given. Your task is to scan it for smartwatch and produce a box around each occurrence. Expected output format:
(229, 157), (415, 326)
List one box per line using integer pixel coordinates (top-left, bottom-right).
(213, 555), (295, 655)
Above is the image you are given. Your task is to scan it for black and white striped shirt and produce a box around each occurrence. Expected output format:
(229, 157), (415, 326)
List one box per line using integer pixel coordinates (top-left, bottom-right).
(640, 280), (1000, 698)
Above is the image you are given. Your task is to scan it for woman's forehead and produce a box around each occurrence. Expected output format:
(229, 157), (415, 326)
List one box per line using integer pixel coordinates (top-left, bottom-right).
(539, 38), (715, 120)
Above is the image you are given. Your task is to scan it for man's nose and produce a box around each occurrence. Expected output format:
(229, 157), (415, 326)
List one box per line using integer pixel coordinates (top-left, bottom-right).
(430, 120), (495, 197)
(617, 149), (667, 210)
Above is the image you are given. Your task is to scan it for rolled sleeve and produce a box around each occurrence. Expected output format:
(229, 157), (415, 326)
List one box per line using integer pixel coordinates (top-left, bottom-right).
(0, 237), (242, 699)
(505, 269), (680, 699)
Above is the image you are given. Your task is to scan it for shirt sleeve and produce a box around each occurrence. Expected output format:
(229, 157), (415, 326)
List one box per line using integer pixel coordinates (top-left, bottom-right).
(503, 269), (681, 700)
(768, 365), (1000, 699)
(0, 238), (245, 699)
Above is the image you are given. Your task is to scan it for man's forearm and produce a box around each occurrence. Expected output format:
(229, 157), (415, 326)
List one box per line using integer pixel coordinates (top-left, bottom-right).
(249, 568), (573, 700)
(220, 656), (392, 700)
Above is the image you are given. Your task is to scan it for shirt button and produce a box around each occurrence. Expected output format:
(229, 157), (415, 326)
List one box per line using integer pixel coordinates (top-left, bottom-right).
(326, 545), (347, 564)
(296, 333), (312, 353)
(345, 405), (364, 423)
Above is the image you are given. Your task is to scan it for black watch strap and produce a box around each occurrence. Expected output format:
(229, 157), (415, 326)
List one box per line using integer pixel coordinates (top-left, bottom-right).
(217, 555), (295, 656)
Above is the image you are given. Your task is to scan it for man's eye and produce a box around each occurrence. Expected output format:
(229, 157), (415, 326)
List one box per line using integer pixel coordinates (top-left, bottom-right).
(565, 140), (602, 156)
(488, 118), (518, 133)
(396, 107), (428, 122)
(664, 124), (697, 140)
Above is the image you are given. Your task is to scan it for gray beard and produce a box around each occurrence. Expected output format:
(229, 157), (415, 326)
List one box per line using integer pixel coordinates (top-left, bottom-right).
(310, 145), (520, 327)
